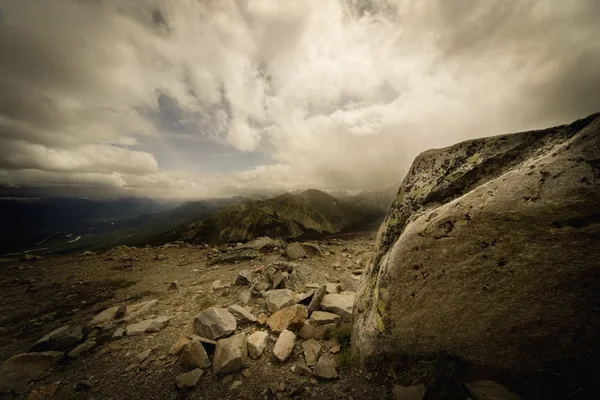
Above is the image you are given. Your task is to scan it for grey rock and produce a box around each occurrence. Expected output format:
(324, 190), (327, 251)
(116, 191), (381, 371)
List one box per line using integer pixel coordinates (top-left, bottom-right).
(308, 285), (327, 314)
(126, 316), (172, 336)
(297, 290), (315, 304)
(284, 243), (307, 260)
(273, 329), (295, 362)
(175, 368), (203, 390)
(213, 333), (248, 375)
(115, 305), (127, 319)
(239, 289), (252, 305)
(309, 311), (341, 326)
(194, 307), (237, 340)
(288, 265), (328, 292)
(137, 348), (153, 362)
(302, 338), (321, 366)
(67, 340), (96, 358)
(267, 304), (308, 333)
(271, 261), (298, 273)
(320, 294), (354, 319)
(247, 331), (269, 359)
(392, 384), (427, 400)
(32, 325), (83, 351)
(228, 305), (258, 322)
(293, 361), (313, 376)
(325, 283), (342, 294)
(340, 273), (360, 292)
(0, 351), (63, 394)
(168, 281), (179, 290)
(272, 270), (287, 289)
(179, 339), (209, 370)
(314, 354), (338, 379)
(264, 289), (297, 313)
(235, 270), (252, 285)
(301, 243), (322, 257)
(466, 381), (522, 400)
(209, 249), (259, 265)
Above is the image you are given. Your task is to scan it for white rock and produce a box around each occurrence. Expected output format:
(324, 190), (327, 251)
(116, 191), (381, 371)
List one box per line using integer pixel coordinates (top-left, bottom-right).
(247, 331), (269, 359)
(228, 305), (258, 322)
(264, 289), (297, 313)
(273, 329), (295, 363)
(213, 333), (248, 375)
(320, 293), (355, 319)
(194, 307), (237, 340)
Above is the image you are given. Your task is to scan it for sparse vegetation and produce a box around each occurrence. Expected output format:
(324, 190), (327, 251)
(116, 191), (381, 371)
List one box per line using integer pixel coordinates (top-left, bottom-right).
(325, 322), (352, 350)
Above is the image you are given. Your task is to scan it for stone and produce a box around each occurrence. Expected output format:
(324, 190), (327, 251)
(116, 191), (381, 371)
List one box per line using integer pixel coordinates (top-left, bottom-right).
(67, 340), (96, 358)
(264, 289), (297, 313)
(309, 311), (341, 326)
(298, 321), (333, 341)
(392, 384), (427, 400)
(74, 380), (92, 392)
(115, 304), (127, 319)
(0, 351), (63, 394)
(229, 380), (243, 390)
(137, 348), (153, 362)
(301, 243), (322, 257)
(353, 113), (600, 373)
(297, 290), (315, 304)
(293, 361), (313, 376)
(314, 355), (338, 379)
(272, 270), (286, 289)
(272, 261), (298, 272)
(267, 304), (308, 333)
(126, 316), (172, 336)
(308, 285), (327, 314)
(339, 273), (360, 292)
(302, 339), (321, 366)
(168, 281), (179, 290)
(247, 331), (269, 358)
(32, 325), (83, 351)
(169, 335), (191, 356)
(284, 243), (307, 260)
(112, 328), (125, 339)
(213, 333), (248, 375)
(466, 381), (522, 400)
(320, 294), (354, 319)
(90, 299), (157, 328)
(254, 281), (271, 292)
(211, 279), (230, 291)
(175, 368), (203, 390)
(235, 270), (252, 285)
(273, 329), (296, 362)
(209, 249), (259, 265)
(194, 307), (237, 340)
(257, 313), (268, 325)
(147, 316), (173, 332)
(242, 236), (274, 251)
(239, 289), (252, 305)
(26, 382), (60, 399)
(287, 265), (328, 292)
(228, 305), (258, 322)
(179, 339), (209, 370)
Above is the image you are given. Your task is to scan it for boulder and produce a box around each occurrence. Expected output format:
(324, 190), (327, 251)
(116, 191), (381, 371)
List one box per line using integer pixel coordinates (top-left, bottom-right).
(466, 381), (522, 400)
(0, 351), (63, 394)
(302, 338), (321, 366)
(247, 331), (269, 359)
(235, 270), (252, 285)
(340, 273), (360, 292)
(309, 311), (341, 326)
(314, 354), (338, 379)
(31, 325), (83, 351)
(213, 333), (248, 375)
(169, 335), (191, 356)
(287, 265), (328, 292)
(284, 243), (307, 260)
(179, 339), (209, 370)
(273, 329), (296, 362)
(320, 294), (354, 319)
(227, 305), (258, 323)
(175, 368), (203, 390)
(89, 299), (157, 328)
(298, 320), (333, 341)
(308, 285), (327, 313)
(125, 316), (172, 336)
(264, 289), (297, 313)
(392, 384), (427, 400)
(194, 307), (237, 340)
(352, 113), (600, 374)
(301, 243), (323, 257)
(325, 283), (342, 294)
(267, 304), (308, 333)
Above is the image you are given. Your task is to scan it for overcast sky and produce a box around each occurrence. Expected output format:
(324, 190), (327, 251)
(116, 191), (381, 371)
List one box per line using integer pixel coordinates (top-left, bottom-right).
(0, 0), (599, 199)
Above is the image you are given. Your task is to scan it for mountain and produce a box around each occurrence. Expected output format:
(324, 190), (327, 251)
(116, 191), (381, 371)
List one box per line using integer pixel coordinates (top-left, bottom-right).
(346, 184), (399, 211)
(179, 189), (385, 244)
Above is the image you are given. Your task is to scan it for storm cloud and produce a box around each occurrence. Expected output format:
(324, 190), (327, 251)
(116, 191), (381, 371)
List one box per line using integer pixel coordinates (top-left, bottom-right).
(0, 0), (598, 198)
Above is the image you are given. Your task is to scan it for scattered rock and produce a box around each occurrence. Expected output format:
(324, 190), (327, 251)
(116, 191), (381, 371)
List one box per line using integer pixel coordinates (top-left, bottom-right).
(213, 333), (248, 375)
(126, 316), (172, 336)
(168, 281), (179, 290)
(302, 339), (321, 366)
(257, 313), (268, 325)
(267, 304), (308, 333)
(211, 280), (230, 291)
(228, 305), (258, 322)
(235, 270), (252, 285)
(264, 289), (297, 313)
(308, 285), (327, 314)
(32, 325), (83, 351)
(241, 237), (275, 251)
(137, 348), (153, 362)
(301, 243), (322, 257)
(175, 368), (203, 390)
(314, 354), (338, 379)
(27, 382), (60, 399)
(284, 243), (307, 260)
(247, 331), (269, 359)
(309, 311), (341, 326)
(194, 307), (237, 340)
(169, 335), (192, 356)
(298, 321), (333, 340)
(293, 361), (313, 376)
(112, 328), (125, 339)
(90, 299), (158, 328)
(272, 270), (286, 289)
(209, 249), (259, 265)
(67, 340), (96, 358)
(229, 380), (243, 390)
(297, 290), (315, 304)
(239, 289), (252, 305)
(466, 381), (522, 400)
(273, 329), (296, 362)
(179, 339), (209, 370)
(154, 254), (166, 261)
(115, 305), (127, 319)
(79, 250), (95, 257)
(320, 293), (354, 319)
(288, 265), (328, 292)
(340, 273), (360, 292)
(0, 351), (63, 394)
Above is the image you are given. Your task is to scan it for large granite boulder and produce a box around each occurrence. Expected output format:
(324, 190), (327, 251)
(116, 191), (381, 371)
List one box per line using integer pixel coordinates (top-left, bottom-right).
(353, 113), (600, 374)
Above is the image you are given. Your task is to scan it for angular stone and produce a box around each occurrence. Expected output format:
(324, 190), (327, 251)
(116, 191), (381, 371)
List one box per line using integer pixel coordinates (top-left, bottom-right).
(297, 290), (315, 304)
(125, 316), (172, 336)
(213, 333), (248, 375)
(112, 328), (125, 339)
(298, 321), (333, 340)
(239, 289), (252, 305)
(314, 354), (338, 379)
(301, 243), (322, 257)
(293, 360), (313, 376)
(228, 305), (258, 322)
(257, 313), (268, 325)
(27, 382), (60, 399)
(320, 294), (354, 319)
(247, 331), (269, 359)
(325, 283), (342, 294)
(67, 340), (96, 358)
(302, 339), (321, 366)
(147, 316), (173, 332)
(137, 348), (153, 362)
(194, 307), (237, 340)
(168, 281), (179, 290)
(392, 384), (427, 400)
(115, 305), (127, 319)
(180, 339), (209, 370)
(340, 273), (360, 292)
(264, 289), (297, 313)
(284, 243), (307, 260)
(466, 381), (522, 400)
(309, 311), (341, 326)
(288, 265), (328, 292)
(267, 304), (308, 333)
(242, 236), (274, 251)
(32, 325), (83, 351)
(169, 335), (191, 356)
(90, 299), (157, 328)
(272, 261), (298, 273)
(0, 351), (63, 394)
(308, 285), (327, 314)
(272, 270), (286, 289)
(175, 368), (203, 390)
(235, 270), (252, 285)
(273, 329), (295, 362)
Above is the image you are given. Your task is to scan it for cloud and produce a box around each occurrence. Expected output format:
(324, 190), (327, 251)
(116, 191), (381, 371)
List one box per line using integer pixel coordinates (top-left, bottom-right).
(0, 0), (599, 198)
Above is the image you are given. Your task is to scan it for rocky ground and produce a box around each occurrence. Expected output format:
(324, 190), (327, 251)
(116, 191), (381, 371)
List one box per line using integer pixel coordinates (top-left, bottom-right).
(0, 233), (415, 400)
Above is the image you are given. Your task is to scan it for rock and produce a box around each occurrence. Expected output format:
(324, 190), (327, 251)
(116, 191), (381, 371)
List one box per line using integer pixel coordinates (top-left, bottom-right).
(235, 270), (252, 285)
(264, 289), (297, 313)
(466, 381), (522, 400)
(339, 273), (360, 292)
(239, 289), (252, 305)
(242, 237), (274, 251)
(0, 351), (63, 394)
(180, 339), (209, 370)
(309, 311), (341, 326)
(313, 354), (338, 379)
(308, 285), (327, 314)
(272, 261), (298, 273)
(211, 280), (230, 291)
(287, 265), (328, 292)
(32, 325), (83, 351)
(302, 339), (321, 366)
(353, 113), (600, 372)
(155, 254), (166, 261)
(115, 305), (127, 319)
(320, 294), (354, 319)
(257, 313), (268, 325)
(267, 304), (308, 333)
(169, 335), (191, 356)
(392, 384), (427, 400)
(247, 331), (269, 359)
(125, 316), (172, 336)
(168, 281), (179, 290)
(90, 299), (157, 328)
(325, 283), (342, 294)
(213, 333), (248, 375)
(137, 348), (153, 362)
(229, 380), (243, 390)
(112, 328), (125, 339)
(272, 270), (287, 289)
(67, 340), (96, 358)
(273, 329), (296, 362)
(298, 321), (333, 340)
(254, 281), (271, 292)
(301, 243), (322, 257)
(297, 290), (315, 304)
(79, 250), (95, 257)
(228, 305), (258, 322)
(194, 307), (237, 340)
(27, 382), (60, 399)
(284, 243), (307, 260)
(293, 361), (313, 376)
(147, 316), (172, 332)
(209, 249), (259, 265)
(175, 368), (203, 390)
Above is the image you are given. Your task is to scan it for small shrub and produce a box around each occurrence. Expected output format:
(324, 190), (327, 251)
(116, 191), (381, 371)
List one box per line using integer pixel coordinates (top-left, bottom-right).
(326, 322), (352, 350)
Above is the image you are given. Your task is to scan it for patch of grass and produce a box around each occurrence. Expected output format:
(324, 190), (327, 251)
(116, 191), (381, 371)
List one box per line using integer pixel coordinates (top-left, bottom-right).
(196, 294), (216, 310)
(336, 347), (358, 372)
(326, 322), (352, 350)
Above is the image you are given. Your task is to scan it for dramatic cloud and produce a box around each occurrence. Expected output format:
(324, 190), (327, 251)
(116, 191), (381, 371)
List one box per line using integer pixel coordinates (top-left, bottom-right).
(0, 0), (599, 198)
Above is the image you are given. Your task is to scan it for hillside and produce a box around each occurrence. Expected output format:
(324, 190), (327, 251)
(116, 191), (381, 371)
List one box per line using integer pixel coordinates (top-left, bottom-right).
(179, 189), (384, 244)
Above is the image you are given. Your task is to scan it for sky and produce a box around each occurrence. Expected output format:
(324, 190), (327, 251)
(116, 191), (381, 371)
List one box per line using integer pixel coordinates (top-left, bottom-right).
(0, 0), (599, 199)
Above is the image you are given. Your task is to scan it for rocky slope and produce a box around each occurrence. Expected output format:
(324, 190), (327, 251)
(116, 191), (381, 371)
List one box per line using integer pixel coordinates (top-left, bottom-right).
(353, 113), (600, 397)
